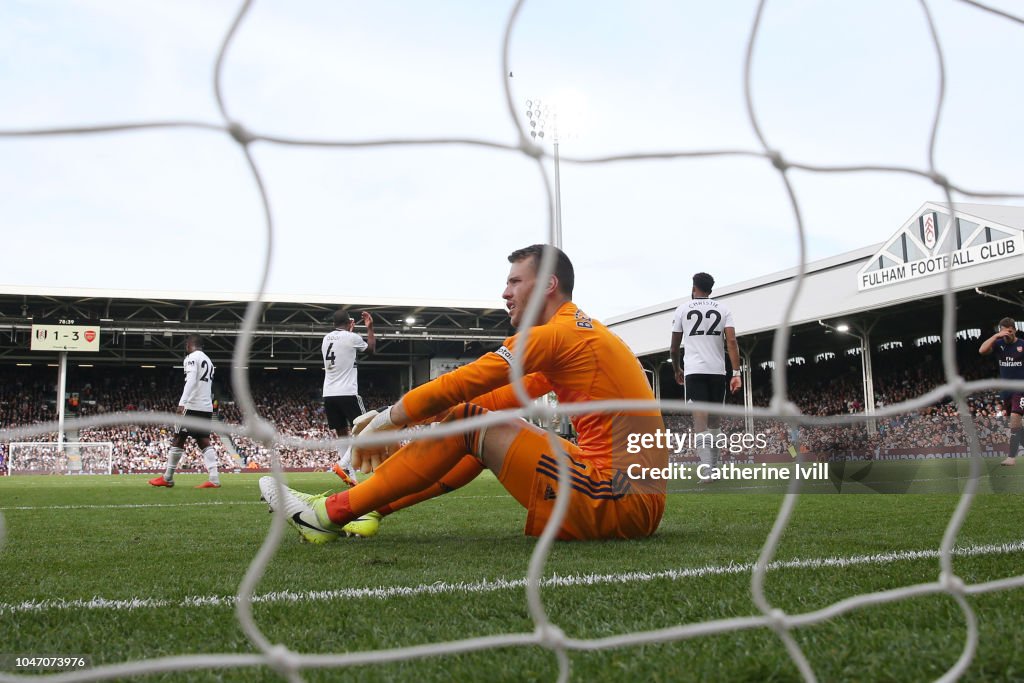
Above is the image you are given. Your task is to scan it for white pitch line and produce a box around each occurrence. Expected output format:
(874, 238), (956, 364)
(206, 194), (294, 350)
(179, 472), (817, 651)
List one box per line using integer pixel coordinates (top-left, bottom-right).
(2, 541), (1023, 616)
(0, 501), (264, 511)
(0, 496), (506, 512)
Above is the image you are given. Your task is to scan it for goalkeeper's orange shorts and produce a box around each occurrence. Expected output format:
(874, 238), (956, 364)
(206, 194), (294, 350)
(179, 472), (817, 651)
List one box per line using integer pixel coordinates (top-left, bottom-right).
(497, 426), (664, 541)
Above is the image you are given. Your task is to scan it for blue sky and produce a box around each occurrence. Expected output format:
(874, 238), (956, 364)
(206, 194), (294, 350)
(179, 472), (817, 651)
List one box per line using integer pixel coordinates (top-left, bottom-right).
(1, 0), (1021, 319)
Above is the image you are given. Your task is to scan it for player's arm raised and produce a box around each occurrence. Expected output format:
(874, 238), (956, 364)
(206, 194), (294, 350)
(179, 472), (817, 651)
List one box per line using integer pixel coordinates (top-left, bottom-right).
(361, 311), (376, 354)
(979, 328), (1010, 355)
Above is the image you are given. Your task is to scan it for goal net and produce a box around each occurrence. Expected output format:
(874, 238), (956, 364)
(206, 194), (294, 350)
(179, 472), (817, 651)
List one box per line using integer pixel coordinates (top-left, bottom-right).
(1, 0), (1024, 681)
(6, 442), (113, 476)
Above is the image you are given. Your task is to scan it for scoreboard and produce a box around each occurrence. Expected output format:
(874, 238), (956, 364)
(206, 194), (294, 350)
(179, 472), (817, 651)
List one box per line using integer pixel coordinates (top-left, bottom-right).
(30, 319), (101, 352)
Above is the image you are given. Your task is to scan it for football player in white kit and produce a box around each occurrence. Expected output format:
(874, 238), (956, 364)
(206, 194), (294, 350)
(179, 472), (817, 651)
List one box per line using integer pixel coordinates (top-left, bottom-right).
(670, 273), (741, 480)
(322, 309), (376, 484)
(149, 335), (222, 489)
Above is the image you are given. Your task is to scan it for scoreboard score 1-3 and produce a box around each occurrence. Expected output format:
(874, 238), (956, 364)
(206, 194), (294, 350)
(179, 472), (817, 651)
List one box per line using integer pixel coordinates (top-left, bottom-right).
(30, 319), (101, 352)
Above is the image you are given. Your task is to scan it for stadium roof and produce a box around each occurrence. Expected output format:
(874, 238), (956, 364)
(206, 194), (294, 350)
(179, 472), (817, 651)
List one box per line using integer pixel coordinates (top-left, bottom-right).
(608, 202), (1024, 360)
(3, 202), (1022, 374)
(0, 288), (509, 367)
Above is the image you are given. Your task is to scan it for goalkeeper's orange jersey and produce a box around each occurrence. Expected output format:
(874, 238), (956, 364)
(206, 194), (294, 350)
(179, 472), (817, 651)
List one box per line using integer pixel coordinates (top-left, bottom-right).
(401, 301), (662, 469)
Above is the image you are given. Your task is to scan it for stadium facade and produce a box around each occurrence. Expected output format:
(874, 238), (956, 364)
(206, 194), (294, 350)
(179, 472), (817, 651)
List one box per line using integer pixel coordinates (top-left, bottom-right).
(605, 202), (1024, 404)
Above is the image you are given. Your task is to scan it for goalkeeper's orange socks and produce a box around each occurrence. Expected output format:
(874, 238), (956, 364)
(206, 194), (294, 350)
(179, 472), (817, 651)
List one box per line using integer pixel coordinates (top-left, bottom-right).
(324, 403), (486, 526)
(377, 455), (483, 517)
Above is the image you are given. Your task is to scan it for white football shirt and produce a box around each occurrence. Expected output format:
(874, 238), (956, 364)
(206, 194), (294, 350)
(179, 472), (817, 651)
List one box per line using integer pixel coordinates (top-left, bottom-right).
(180, 350), (215, 411)
(670, 297), (735, 376)
(322, 329), (368, 397)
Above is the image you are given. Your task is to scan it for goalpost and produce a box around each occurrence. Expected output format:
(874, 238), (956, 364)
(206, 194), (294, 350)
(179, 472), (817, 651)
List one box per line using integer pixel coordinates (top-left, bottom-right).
(6, 442), (114, 476)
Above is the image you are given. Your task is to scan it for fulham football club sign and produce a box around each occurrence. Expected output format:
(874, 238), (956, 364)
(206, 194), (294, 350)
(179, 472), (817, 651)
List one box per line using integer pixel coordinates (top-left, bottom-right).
(858, 206), (1024, 291)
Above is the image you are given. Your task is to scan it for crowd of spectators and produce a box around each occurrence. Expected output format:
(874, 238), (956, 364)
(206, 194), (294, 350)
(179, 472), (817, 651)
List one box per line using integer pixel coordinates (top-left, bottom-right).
(220, 380), (395, 470)
(0, 366), (398, 473)
(661, 342), (1013, 458)
(0, 367), (62, 474)
(0, 368), (59, 430)
(0, 442), (120, 474)
(75, 425), (236, 474)
(1, 339), (1019, 474)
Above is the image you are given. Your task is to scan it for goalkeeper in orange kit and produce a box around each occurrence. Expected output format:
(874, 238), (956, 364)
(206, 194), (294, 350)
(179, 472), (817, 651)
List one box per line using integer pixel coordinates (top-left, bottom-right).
(260, 244), (667, 542)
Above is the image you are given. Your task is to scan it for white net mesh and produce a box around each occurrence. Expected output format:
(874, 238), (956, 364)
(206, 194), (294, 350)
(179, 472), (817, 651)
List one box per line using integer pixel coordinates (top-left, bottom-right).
(2, 0), (1024, 681)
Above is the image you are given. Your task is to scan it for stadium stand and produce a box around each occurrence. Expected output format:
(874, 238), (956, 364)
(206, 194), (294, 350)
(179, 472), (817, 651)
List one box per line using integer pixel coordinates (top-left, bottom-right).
(0, 366), (397, 473)
(660, 339), (1009, 459)
(0, 336), (1012, 475)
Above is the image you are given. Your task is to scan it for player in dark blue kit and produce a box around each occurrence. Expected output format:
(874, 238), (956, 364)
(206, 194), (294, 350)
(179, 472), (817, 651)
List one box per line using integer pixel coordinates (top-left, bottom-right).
(980, 317), (1024, 466)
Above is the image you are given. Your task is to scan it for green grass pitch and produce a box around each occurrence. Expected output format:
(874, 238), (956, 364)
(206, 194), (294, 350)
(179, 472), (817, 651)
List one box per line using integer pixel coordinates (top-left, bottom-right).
(1, 465), (1023, 682)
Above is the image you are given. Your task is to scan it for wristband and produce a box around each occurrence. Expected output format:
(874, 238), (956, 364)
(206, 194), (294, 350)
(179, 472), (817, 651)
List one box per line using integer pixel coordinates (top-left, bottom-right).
(376, 405), (395, 429)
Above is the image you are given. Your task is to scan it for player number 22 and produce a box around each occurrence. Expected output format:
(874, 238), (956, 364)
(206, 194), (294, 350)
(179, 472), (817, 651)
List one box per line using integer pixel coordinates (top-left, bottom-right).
(686, 309), (722, 336)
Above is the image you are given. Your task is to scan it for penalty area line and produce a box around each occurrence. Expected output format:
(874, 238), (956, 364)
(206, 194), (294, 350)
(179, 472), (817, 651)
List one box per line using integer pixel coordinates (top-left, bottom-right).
(2, 541), (1023, 615)
(0, 501), (265, 511)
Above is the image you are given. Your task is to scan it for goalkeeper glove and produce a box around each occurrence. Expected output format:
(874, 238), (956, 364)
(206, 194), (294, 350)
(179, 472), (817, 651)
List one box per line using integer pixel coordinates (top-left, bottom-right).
(352, 406), (398, 473)
(352, 409), (380, 435)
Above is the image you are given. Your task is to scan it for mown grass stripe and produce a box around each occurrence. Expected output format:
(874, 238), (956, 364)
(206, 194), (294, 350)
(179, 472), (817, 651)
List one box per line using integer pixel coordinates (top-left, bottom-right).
(3, 540), (1022, 616)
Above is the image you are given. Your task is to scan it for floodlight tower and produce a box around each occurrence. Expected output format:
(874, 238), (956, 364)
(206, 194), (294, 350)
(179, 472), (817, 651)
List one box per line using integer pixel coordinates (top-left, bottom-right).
(525, 99), (562, 249)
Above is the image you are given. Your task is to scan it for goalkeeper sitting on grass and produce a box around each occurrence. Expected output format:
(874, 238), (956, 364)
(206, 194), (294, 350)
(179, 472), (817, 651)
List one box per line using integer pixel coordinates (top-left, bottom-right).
(260, 245), (666, 543)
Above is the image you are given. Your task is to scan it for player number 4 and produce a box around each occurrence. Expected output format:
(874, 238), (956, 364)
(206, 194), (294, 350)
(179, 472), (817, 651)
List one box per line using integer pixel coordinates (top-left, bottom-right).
(325, 343), (336, 367)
